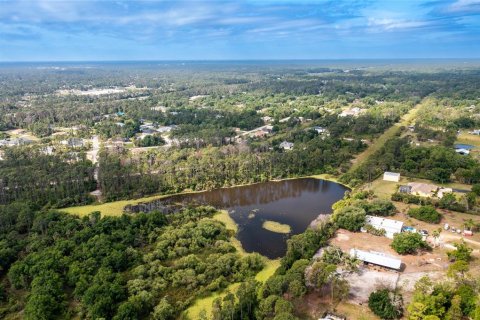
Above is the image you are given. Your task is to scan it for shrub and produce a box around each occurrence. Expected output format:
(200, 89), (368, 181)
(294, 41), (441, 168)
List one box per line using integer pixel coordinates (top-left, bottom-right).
(364, 224), (386, 237)
(408, 206), (442, 224)
(391, 232), (430, 254)
(362, 199), (396, 216)
(471, 184), (480, 196)
(332, 206), (366, 232)
(447, 240), (473, 262)
(368, 289), (403, 319)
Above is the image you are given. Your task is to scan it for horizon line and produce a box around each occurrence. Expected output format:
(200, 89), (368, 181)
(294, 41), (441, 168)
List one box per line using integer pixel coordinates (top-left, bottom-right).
(2, 58), (480, 64)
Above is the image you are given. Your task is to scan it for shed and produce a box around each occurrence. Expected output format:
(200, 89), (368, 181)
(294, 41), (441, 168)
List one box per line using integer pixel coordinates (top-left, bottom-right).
(365, 215), (403, 239)
(383, 171), (400, 182)
(350, 248), (402, 271)
(398, 185), (412, 194)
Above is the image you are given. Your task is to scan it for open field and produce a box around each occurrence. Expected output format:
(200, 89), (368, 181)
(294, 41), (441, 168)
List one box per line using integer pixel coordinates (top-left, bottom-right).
(262, 220), (291, 234)
(184, 282), (241, 320)
(300, 293), (380, 320)
(5, 128), (40, 141)
(456, 131), (480, 160)
(348, 102), (423, 172)
(456, 131), (480, 148)
(61, 194), (168, 217)
(213, 210), (246, 255)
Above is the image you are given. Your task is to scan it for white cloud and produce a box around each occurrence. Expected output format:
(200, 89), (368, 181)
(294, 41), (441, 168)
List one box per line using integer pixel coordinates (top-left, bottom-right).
(448, 0), (480, 12)
(367, 18), (431, 31)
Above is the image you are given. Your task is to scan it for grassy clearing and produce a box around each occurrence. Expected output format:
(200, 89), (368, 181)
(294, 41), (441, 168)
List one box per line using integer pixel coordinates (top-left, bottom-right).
(61, 194), (167, 217)
(254, 259), (281, 282)
(213, 210), (246, 256)
(262, 220), (291, 234)
(456, 131), (480, 148)
(348, 102), (422, 173)
(184, 282), (241, 320)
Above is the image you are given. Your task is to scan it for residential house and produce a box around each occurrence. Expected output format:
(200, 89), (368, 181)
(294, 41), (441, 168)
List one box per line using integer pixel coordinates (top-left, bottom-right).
(262, 116), (273, 123)
(7, 137), (33, 146)
(364, 215), (404, 239)
(339, 107), (364, 117)
(312, 126), (329, 134)
(407, 182), (438, 198)
(157, 125), (177, 133)
(61, 138), (84, 148)
(279, 141), (294, 150)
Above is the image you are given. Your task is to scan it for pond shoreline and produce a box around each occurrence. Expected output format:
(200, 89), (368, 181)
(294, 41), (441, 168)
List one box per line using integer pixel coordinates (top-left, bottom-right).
(62, 173), (350, 217)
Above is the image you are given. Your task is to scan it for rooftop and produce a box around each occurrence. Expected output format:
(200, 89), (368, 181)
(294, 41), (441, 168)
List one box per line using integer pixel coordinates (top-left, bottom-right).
(350, 248), (402, 270)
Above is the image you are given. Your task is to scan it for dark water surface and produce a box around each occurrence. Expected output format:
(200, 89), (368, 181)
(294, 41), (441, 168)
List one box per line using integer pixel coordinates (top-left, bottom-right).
(163, 178), (349, 259)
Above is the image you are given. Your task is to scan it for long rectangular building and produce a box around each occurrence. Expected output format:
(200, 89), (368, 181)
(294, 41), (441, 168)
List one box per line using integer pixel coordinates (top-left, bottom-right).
(350, 248), (402, 271)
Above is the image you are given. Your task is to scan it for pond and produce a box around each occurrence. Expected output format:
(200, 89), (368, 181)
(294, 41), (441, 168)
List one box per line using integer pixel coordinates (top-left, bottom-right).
(158, 178), (349, 259)
(454, 143), (475, 150)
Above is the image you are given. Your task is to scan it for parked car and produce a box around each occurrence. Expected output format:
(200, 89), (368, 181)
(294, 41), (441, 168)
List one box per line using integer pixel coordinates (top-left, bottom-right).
(419, 229), (428, 236)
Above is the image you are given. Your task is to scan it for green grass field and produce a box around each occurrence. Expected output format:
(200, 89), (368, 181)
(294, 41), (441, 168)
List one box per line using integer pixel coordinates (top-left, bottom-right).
(61, 194), (167, 217)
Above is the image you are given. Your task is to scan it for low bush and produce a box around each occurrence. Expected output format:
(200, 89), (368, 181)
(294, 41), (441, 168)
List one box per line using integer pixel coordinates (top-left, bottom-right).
(368, 289), (403, 319)
(391, 232), (430, 254)
(408, 205), (442, 223)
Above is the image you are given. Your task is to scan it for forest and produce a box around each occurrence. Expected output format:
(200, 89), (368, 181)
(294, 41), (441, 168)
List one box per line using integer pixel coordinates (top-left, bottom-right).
(1, 61), (480, 319)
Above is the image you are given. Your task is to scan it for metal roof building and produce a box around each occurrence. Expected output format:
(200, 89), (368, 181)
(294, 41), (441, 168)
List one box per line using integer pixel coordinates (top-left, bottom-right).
(365, 215), (404, 239)
(350, 248), (402, 271)
(383, 171), (401, 182)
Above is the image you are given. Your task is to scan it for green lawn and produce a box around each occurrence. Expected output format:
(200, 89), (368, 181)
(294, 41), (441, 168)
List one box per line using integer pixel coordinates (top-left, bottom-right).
(61, 194), (168, 217)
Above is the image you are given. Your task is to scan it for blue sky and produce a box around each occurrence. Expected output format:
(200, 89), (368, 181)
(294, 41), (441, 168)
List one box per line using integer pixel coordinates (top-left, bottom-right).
(1, 0), (480, 61)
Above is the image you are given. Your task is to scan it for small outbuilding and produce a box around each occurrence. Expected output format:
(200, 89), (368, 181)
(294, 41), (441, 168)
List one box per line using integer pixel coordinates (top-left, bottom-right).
(383, 171), (401, 182)
(350, 248), (402, 271)
(398, 185), (412, 194)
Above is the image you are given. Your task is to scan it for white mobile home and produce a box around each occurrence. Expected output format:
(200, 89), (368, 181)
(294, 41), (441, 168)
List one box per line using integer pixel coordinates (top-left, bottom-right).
(365, 215), (403, 239)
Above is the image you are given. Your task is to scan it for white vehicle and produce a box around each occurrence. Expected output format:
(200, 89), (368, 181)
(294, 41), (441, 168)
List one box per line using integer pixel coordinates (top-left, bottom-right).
(444, 223), (449, 230)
